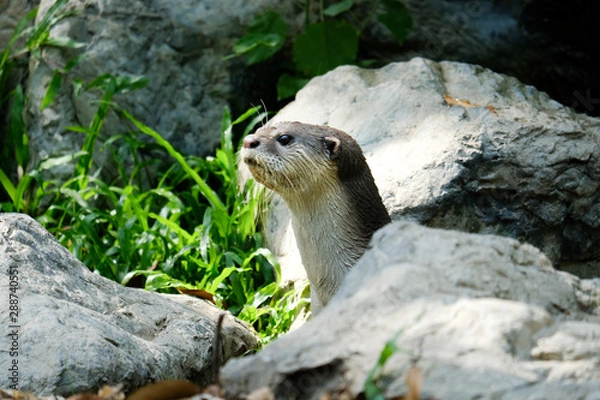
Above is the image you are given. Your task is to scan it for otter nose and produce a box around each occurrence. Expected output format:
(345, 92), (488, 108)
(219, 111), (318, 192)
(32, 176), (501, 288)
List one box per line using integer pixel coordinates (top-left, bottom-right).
(243, 135), (260, 149)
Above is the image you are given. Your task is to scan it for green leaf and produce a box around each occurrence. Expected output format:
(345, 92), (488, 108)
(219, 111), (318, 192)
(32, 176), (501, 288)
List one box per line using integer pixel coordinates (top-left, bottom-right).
(293, 21), (358, 76)
(324, 0), (355, 17)
(72, 78), (84, 97)
(0, 168), (17, 203)
(64, 53), (86, 72)
(234, 33), (283, 65)
(26, 0), (71, 49)
(114, 75), (149, 94)
(38, 151), (87, 171)
(378, 0), (413, 45)
(10, 85), (28, 168)
(65, 125), (90, 134)
(120, 109), (227, 214)
(364, 329), (405, 400)
(149, 212), (192, 242)
(276, 73), (310, 100)
(234, 11), (287, 65)
(41, 70), (62, 110)
(43, 36), (86, 49)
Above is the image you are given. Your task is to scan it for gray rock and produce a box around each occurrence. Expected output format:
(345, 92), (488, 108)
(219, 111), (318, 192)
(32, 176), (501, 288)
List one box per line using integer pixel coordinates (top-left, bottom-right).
(259, 58), (600, 282)
(0, 213), (258, 396)
(221, 221), (600, 399)
(24, 0), (292, 172)
(0, 0), (35, 50)
(369, 0), (599, 118)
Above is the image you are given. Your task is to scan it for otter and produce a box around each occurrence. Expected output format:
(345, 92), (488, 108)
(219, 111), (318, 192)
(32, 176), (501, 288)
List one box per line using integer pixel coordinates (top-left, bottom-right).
(241, 121), (390, 313)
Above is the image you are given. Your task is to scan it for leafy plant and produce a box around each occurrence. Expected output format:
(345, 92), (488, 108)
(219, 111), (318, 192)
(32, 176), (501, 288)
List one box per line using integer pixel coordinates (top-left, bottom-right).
(233, 0), (413, 100)
(0, 0), (84, 207)
(0, 1), (308, 344)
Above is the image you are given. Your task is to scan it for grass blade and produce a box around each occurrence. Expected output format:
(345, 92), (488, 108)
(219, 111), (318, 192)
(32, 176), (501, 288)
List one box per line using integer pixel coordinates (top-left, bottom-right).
(41, 70), (62, 110)
(0, 168), (17, 203)
(120, 109), (226, 214)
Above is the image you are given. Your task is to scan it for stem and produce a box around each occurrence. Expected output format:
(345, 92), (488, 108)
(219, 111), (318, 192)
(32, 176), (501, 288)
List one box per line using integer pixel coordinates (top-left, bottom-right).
(359, 0), (381, 35)
(305, 0), (311, 28)
(319, 0), (324, 22)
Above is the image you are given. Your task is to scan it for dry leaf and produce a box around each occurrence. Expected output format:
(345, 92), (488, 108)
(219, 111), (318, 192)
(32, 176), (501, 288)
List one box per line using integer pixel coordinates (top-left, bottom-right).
(318, 389), (354, 400)
(126, 380), (201, 400)
(202, 385), (224, 398)
(1, 390), (44, 400)
(406, 365), (424, 400)
(97, 385), (125, 400)
(485, 105), (498, 115)
(66, 395), (102, 400)
(443, 94), (477, 108)
(443, 94), (498, 115)
(246, 387), (275, 400)
(177, 288), (216, 304)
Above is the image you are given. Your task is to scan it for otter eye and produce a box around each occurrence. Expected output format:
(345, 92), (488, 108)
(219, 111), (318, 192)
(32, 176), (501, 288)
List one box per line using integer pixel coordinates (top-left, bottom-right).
(276, 135), (293, 146)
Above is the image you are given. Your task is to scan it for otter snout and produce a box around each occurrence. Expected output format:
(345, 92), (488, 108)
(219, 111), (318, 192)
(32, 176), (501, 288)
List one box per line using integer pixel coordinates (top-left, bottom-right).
(243, 135), (260, 149)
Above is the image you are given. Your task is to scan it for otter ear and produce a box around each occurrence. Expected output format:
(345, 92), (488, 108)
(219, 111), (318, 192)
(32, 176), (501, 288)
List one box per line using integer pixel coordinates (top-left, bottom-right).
(323, 137), (342, 160)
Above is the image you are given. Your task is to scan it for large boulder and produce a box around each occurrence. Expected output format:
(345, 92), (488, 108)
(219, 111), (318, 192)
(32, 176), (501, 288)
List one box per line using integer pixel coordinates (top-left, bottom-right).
(0, 213), (258, 396)
(390, 0), (599, 118)
(261, 58), (600, 282)
(24, 0), (292, 170)
(221, 221), (600, 399)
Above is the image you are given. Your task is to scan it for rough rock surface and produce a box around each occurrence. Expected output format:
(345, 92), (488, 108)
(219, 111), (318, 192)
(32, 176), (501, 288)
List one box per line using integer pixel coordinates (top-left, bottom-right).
(24, 0), (292, 169)
(0, 213), (258, 396)
(0, 0), (35, 49)
(258, 58), (600, 282)
(221, 221), (600, 399)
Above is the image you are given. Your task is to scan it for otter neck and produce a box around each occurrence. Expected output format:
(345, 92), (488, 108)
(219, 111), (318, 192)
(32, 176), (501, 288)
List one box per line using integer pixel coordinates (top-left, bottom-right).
(281, 185), (365, 307)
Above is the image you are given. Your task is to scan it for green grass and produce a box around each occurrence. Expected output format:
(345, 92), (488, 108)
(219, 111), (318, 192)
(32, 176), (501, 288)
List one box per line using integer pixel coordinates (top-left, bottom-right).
(0, 3), (308, 344)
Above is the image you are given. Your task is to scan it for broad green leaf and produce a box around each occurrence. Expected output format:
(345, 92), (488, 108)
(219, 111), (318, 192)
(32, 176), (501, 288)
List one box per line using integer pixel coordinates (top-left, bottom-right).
(41, 70), (62, 110)
(206, 266), (239, 293)
(276, 73), (310, 100)
(234, 33), (283, 64)
(324, 0), (355, 17)
(293, 21), (358, 76)
(378, 0), (413, 45)
(149, 212), (192, 242)
(234, 11), (287, 65)
(145, 272), (192, 291)
(251, 282), (278, 307)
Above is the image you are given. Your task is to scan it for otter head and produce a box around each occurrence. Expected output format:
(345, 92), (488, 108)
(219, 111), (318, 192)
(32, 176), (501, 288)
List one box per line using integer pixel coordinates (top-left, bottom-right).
(241, 121), (367, 203)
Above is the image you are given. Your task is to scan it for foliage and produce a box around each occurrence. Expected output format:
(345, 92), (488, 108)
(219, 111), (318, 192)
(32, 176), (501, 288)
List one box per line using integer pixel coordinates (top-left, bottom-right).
(233, 11), (288, 65)
(0, 5), (308, 344)
(233, 0), (413, 100)
(363, 329), (406, 400)
(0, 0), (84, 191)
